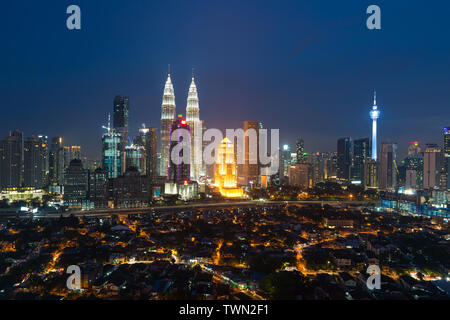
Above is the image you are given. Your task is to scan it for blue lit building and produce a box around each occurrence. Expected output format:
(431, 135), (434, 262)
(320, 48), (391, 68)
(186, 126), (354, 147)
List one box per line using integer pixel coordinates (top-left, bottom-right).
(102, 115), (122, 179)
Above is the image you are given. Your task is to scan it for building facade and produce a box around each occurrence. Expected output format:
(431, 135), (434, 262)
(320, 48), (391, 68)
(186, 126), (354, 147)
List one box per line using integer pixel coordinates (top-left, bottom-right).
(168, 117), (190, 184)
(351, 138), (370, 183)
(0, 130), (23, 189)
(23, 136), (44, 188)
(160, 73), (176, 177)
(186, 75), (204, 182)
(296, 139), (306, 164)
(288, 163), (310, 189)
(113, 95), (129, 164)
(102, 126), (122, 179)
(337, 137), (352, 182)
(379, 142), (397, 191)
(134, 127), (158, 181)
(48, 136), (64, 186)
(124, 145), (145, 174)
(237, 121), (260, 187)
(107, 168), (152, 208)
(423, 143), (443, 190)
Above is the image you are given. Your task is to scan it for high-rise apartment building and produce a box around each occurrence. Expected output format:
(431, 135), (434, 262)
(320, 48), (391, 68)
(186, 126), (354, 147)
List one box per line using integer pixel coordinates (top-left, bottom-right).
(403, 153), (424, 189)
(0, 130), (23, 189)
(444, 127), (450, 190)
(351, 138), (371, 182)
(124, 145), (145, 174)
(423, 143), (443, 189)
(48, 137), (64, 185)
(88, 167), (107, 207)
(37, 135), (49, 185)
(23, 136), (44, 188)
(379, 142), (397, 190)
(296, 139), (306, 164)
(280, 144), (291, 182)
(168, 117), (190, 184)
(102, 117), (122, 179)
(135, 127), (157, 181)
(337, 137), (352, 182)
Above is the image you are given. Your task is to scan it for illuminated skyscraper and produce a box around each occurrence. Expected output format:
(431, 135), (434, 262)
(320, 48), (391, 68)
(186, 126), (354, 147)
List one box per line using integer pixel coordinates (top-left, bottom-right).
(280, 144), (290, 181)
(296, 139), (306, 164)
(63, 145), (81, 170)
(307, 152), (325, 185)
(370, 91), (380, 161)
(215, 138), (243, 198)
(63, 159), (88, 208)
(160, 71), (176, 177)
(403, 153), (424, 189)
(288, 163), (310, 189)
(48, 136), (64, 185)
(124, 145), (145, 174)
(186, 74), (203, 182)
(423, 143), (443, 189)
(351, 138), (370, 182)
(88, 167), (107, 208)
(102, 115), (122, 179)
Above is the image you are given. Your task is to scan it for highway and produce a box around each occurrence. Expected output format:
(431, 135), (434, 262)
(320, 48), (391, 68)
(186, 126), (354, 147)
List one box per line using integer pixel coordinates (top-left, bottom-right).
(11, 200), (375, 219)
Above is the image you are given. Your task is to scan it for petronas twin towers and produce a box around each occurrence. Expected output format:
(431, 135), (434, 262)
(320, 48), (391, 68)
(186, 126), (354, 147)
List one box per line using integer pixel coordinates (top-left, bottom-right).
(159, 70), (203, 181)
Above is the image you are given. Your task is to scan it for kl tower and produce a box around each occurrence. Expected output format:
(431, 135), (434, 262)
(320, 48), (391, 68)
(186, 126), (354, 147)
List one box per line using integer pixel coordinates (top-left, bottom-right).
(370, 91), (380, 161)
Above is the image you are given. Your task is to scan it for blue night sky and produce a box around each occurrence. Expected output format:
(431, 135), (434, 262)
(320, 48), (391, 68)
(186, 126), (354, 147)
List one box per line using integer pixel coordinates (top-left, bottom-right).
(1, 0), (449, 159)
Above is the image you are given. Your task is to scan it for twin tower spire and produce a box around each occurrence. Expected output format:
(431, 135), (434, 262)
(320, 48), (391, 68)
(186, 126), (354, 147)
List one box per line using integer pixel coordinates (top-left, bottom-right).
(159, 68), (201, 178)
(161, 69), (199, 120)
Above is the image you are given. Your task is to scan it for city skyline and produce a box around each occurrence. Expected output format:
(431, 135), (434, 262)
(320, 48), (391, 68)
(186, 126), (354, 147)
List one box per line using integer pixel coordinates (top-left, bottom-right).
(1, 72), (447, 162)
(1, 1), (450, 305)
(1, 1), (450, 159)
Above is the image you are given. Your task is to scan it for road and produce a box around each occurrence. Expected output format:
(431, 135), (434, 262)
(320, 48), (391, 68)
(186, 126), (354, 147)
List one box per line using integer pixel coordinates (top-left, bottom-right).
(13, 200), (375, 219)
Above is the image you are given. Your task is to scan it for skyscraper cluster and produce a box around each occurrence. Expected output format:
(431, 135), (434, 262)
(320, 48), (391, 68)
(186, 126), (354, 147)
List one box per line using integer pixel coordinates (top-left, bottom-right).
(1, 79), (449, 211)
(282, 92), (450, 196)
(159, 70), (204, 183)
(0, 131), (83, 192)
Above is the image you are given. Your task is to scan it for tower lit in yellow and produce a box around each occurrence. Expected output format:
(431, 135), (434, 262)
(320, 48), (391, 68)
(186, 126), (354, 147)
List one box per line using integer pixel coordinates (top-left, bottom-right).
(214, 138), (244, 198)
